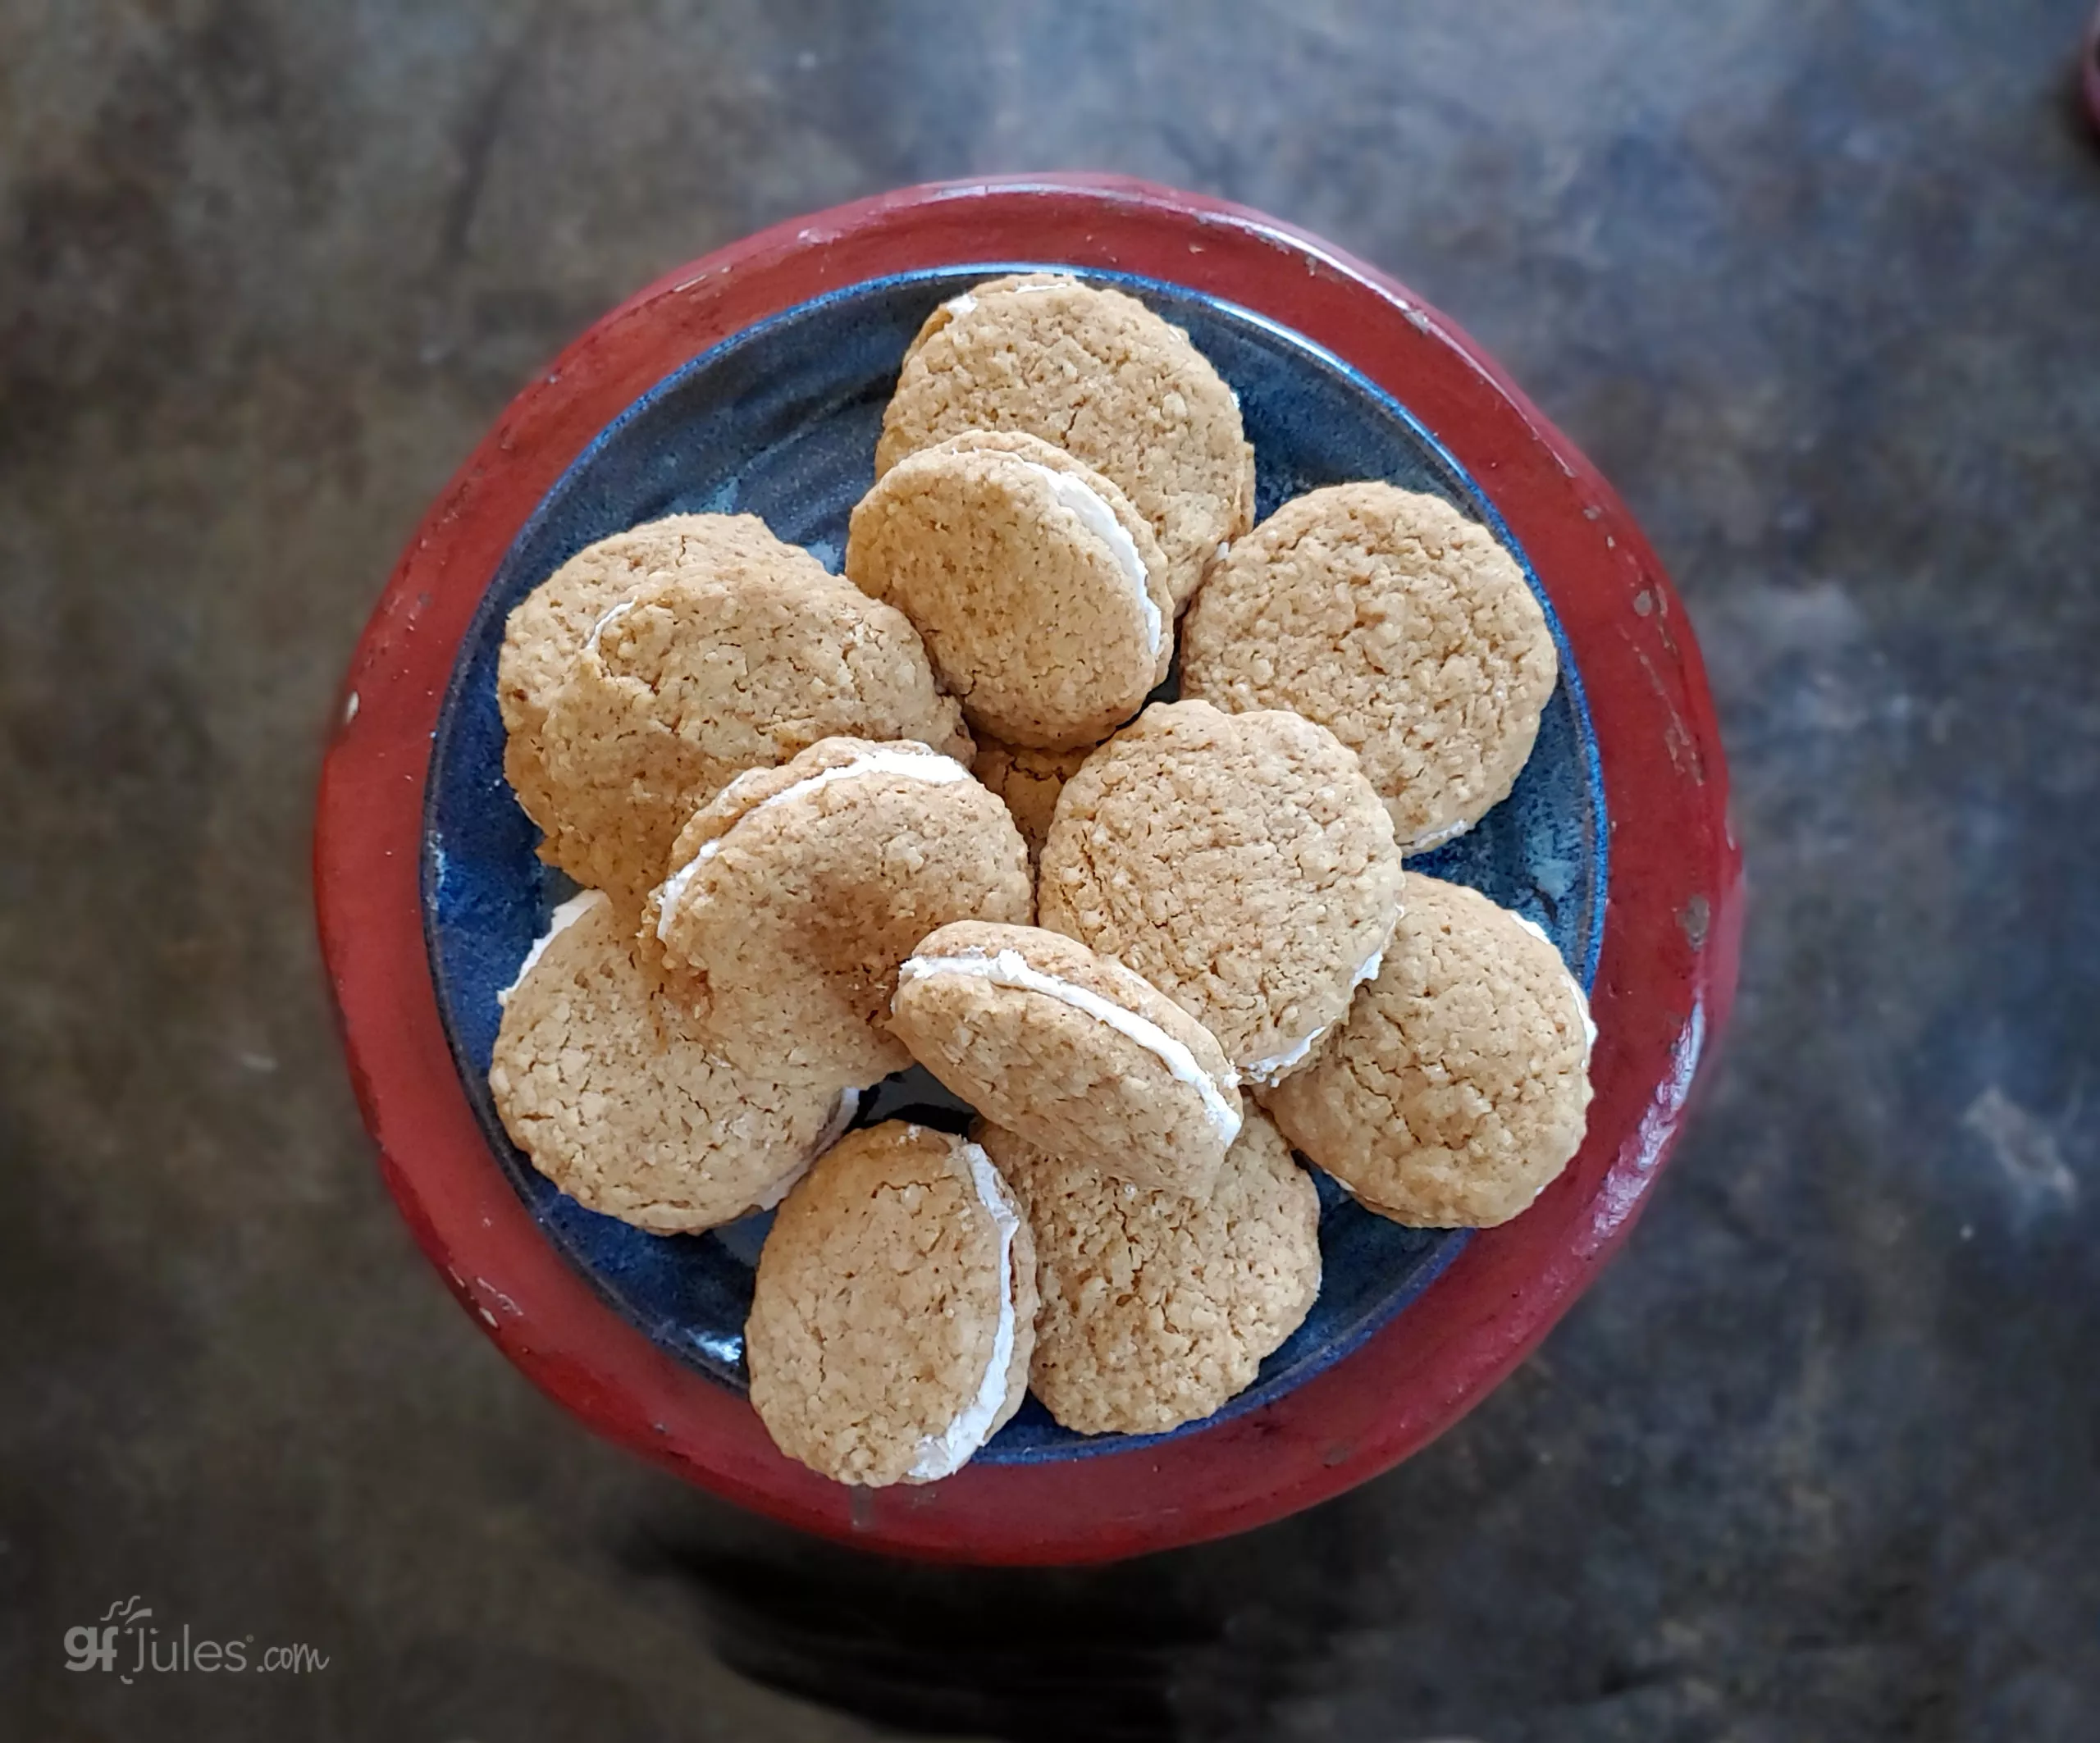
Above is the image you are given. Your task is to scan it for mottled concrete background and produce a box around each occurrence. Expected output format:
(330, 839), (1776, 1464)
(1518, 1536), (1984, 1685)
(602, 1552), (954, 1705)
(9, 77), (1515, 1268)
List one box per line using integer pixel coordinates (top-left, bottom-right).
(4, 2), (2097, 1739)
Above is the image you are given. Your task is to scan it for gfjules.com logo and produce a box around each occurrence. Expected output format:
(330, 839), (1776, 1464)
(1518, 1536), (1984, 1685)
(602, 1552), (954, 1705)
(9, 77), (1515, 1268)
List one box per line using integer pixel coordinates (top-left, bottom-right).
(65, 1596), (331, 1682)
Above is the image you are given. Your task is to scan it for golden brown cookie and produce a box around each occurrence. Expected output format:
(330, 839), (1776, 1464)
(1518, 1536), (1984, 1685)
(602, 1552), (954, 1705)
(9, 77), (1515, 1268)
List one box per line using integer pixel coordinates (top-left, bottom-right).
(879, 273), (1253, 609)
(651, 738), (1032, 1087)
(1180, 483), (1557, 851)
(980, 1110), (1319, 1436)
(971, 734), (1093, 866)
(532, 554), (970, 905)
(746, 1121), (1038, 1486)
(847, 430), (1171, 751)
(1038, 700), (1402, 1086)
(892, 922), (1243, 1198)
(497, 513), (791, 833)
(1262, 874), (1596, 1227)
(487, 892), (857, 1233)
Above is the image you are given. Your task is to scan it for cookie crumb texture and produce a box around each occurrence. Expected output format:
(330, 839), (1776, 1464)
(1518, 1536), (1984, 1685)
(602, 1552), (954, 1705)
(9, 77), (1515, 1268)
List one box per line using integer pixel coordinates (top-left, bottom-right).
(470, 278), (1592, 1476)
(1263, 875), (1594, 1227)
(891, 921), (1241, 1198)
(878, 274), (1253, 610)
(498, 513), (790, 833)
(657, 738), (1033, 1087)
(1039, 700), (1402, 1075)
(487, 895), (845, 1233)
(532, 556), (970, 904)
(1182, 483), (1557, 850)
(847, 430), (1171, 751)
(971, 735), (1093, 865)
(983, 1112), (1319, 1436)
(746, 1123), (1038, 1487)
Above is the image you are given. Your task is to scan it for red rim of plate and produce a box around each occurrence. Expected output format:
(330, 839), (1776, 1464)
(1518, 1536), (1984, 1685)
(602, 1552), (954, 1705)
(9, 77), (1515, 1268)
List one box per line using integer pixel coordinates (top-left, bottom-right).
(313, 174), (1744, 1565)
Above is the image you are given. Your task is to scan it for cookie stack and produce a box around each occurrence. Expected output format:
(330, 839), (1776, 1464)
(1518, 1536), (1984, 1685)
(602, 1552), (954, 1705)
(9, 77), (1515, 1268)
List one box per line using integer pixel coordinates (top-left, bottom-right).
(486, 274), (1596, 1488)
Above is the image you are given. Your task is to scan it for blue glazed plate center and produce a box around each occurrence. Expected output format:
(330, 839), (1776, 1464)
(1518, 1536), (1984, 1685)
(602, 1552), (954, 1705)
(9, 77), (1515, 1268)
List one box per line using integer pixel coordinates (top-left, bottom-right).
(422, 267), (1606, 1464)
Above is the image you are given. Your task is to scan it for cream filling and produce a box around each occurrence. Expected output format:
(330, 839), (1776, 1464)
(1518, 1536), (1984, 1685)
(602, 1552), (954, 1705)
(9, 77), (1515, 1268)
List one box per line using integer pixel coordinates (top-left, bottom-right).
(1510, 913), (1598, 1056)
(1243, 1025), (1326, 1088)
(654, 747), (973, 939)
(906, 1141), (1019, 1481)
(582, 597), (635, 654)
(941, 280), (1061, 322)
(1243, 946), (1386, 1086)
(897, 948), (1243, 1144)
(1012, 460), (1161, 659)
(498, 889), (608, 1006)
(751, 1088), (861, 1212)
(1404, 816), (1473, 854)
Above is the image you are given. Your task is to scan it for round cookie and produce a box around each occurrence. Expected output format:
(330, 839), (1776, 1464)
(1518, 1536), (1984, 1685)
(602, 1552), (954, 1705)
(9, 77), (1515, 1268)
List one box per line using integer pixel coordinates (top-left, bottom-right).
(497, 513), (789, 831)
(533, 558), (970, 904)
(878, 273), (1253, 610)
(979, 1110), (1320, 1436)
(971, 735), (1092, 865)
(892, 921), (1244, 1198)
(1038, 700), (1403, 1086)
(1262, 874), (1596, 1228)
(846, 430), (1171, 751)
(652, 737), (1032, 1087)
(746, 1121), (1038, 1486)
(1181, 482), (1558, 852)
(488, 891), (857, 1234)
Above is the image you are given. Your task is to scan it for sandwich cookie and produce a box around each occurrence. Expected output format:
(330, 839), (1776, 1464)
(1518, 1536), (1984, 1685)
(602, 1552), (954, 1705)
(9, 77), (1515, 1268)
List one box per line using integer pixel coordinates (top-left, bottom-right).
(532, 556), (969, 905)
(497, 513), (789, 833)
(487, 891), (858, 1234)
(1039, 700), (1403, 1087)
(979, 1111), (1320, 1436)
(746, 1121), (1038, 1487)
(651, 738), (1032, 1088)
(879, 273), (1253, 610)
(1262, 874), (1596, 1228)
(1181, 483), (1557, 851)
(847, 430), (1172, 751)
(891, 921), (1243, 1198)
(971, 735), (1093, 866)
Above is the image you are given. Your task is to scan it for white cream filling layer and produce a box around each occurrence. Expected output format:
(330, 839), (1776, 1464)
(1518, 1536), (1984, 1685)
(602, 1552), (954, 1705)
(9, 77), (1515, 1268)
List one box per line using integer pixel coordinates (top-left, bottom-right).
(1244, 1025), (1327, 1088)
(1510, 913), (1598, 1057)
(751, 1088), (862, 1213)
(1013, 460), (1161, 659)
(897, 948), (1244, 1144)
(1243, 946), (1386, 1086)
(943, 280), (1061, 322)
(583, 597), (635, 654)
(654, 747), (973, 939)
(1404, 816), (1472, 854)
(811, 1087), (861, 1155)
(906, 1141), (1019, 1481)
(498, 889), (608, 1006)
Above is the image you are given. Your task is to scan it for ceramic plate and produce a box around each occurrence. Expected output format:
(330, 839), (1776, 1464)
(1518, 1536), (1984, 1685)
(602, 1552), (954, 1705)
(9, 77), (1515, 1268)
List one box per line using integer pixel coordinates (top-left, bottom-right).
(317, 177), (1740, 1561)
(422, 265), (1607, 1462)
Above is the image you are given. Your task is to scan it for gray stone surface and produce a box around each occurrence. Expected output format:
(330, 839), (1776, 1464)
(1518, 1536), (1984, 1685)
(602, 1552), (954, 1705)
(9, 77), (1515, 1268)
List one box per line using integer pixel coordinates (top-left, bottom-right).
(4, 2), (2097, 1738)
